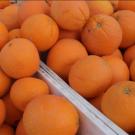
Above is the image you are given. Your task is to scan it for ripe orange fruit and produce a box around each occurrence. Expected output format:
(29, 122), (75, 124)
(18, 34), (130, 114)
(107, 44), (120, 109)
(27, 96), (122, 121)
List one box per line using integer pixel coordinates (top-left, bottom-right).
(69, 55), (112, 98)
(0, 0), (10, 9)
(51, 1), (89, 31)
(59, 30), (80, 40)
(130, 60), (135, 81)
(0, 124), (14, 135)
(113, 10), (135, 48)
(103, 57), (129, 84)
(16, 120), (27, 135)
(124, 45), (135, 66)
(101, 81), (135, 132)
(89, 93), (104, 111)
(0, 99), (6, 126)
(3, 94), (22, 126)
(118, 1), (135, 12)
(0, 22), (9, 50)
(0, 69), (12, 97)
(10, 77), (49, 111)
(18, 0), (50, 25)
(0, 4), (19, 31)
(23, 95), (79, 135)
(103, 49), (123, 59)
(0, 38), (40, 79)
(47, 39), (88, 80)
(87, 0), (113, 16)
(9, 29), (21, 40)
(21, 14), (59, 51)
(82, 14), (122, 56)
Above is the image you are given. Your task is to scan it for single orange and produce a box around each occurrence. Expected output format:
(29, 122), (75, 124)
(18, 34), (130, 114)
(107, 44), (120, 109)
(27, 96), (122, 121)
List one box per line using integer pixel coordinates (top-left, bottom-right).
(10, 77), (49, 111)
(82, 14), (122, 55)
(21, 14), (59, 51)
(113, 10), (135, 48)
(23, 95), (79, 135)
(69, 55), (112, 98)
(0, 38), (40, 79)
(101, 81), (135, 132)
(103, 57), (129, 84)
(51, 0), (89, 31)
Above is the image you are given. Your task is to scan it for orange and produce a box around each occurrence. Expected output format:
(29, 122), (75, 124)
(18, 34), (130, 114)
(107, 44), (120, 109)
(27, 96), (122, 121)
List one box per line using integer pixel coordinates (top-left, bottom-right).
(101, 81), (135, 132)
(10, 77), (49, 111)
(113, 10), (135, 48)
(59, 30), (80, 40)
(103, 49), (123, 59)
(0, 69), (12, 97)
(89, 93), (104, 111)
(51, 1), (89, 31)
(21, 14), (59, 51)
(0, 0), (10, 9)
(68, 55), (112, 98)
(87, 0), (113, 16)
(0, 4), (19, 31)
(47, 39), (88, 80)
(16, 120), (27, 135)
(124, 45), (135, 66)
(23, 95), (79, 135)
(81, 14), (122, 56)
(9, 29), (21, 40)
(0, 99), (6, 126)
(130, 60), (135, 81)
(103, 57), (129, 84)
(3, 94), (22, 126)
(18, 0), (50, 25)
(0, 22), (9, 50)
(0, 38), (40, 79)
(118, 1), (135, 12)
(0, 124), (14, 135)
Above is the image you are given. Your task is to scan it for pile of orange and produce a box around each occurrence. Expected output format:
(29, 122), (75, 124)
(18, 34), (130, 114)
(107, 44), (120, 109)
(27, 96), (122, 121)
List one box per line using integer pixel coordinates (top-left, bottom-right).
(0, 0), (135, 134)
(0, 1), (80, 135)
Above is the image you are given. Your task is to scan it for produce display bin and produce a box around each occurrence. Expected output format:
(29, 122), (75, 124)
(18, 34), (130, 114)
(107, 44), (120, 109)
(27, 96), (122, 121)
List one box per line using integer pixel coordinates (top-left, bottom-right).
(38, 61), (128, 135)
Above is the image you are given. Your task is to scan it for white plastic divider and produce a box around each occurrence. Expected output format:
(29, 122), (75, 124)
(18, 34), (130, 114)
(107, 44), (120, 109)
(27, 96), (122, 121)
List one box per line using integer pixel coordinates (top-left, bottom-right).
(37, 61), (128, 135)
